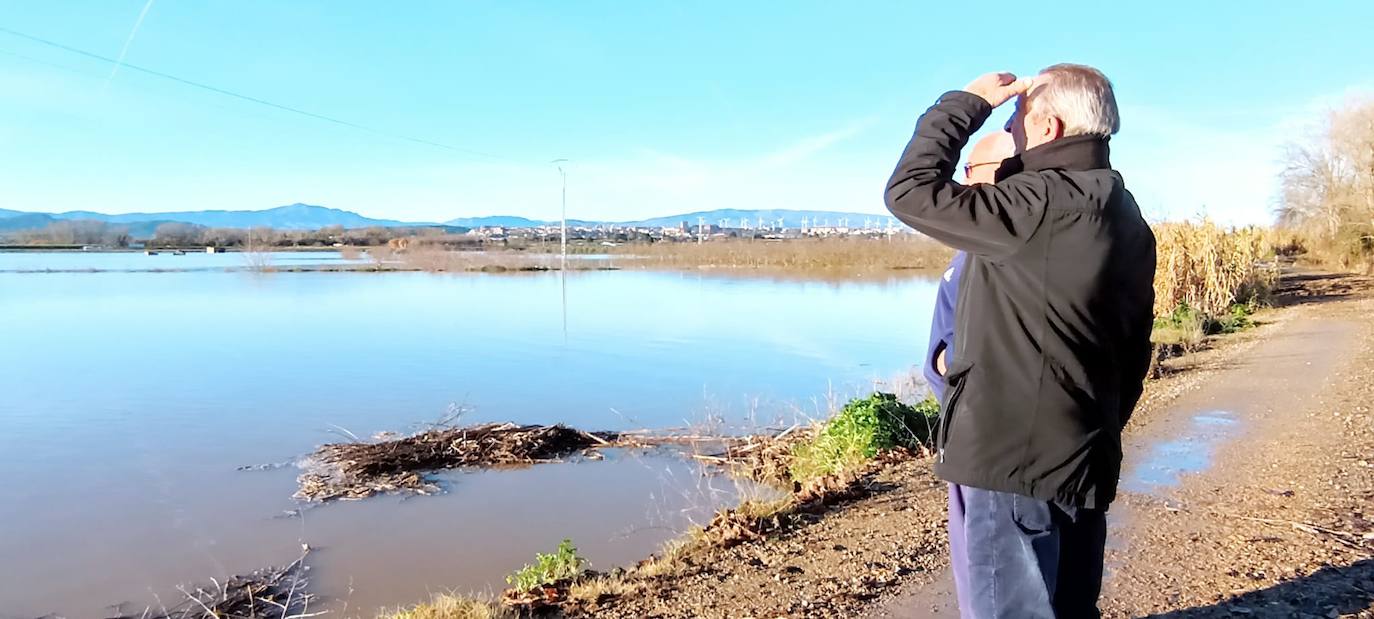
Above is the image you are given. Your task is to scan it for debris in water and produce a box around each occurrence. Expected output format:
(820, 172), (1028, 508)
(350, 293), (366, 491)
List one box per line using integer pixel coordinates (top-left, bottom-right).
(295, 422), (619, 502)
(108, 549), (313, 619)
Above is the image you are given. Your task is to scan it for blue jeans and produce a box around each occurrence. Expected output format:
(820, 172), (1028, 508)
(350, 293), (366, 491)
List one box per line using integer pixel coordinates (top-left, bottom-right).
(949, 485), (1107, 618)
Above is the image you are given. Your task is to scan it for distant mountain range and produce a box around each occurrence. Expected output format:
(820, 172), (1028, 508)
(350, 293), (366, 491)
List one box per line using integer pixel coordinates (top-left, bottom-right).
(0, 203), (895, 236)
(0, 203), (410, 231)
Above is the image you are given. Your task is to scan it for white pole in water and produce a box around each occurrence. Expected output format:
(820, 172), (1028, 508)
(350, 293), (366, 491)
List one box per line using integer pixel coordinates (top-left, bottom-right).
(551, 159), (569, 268)
(550, 159), (570, 341)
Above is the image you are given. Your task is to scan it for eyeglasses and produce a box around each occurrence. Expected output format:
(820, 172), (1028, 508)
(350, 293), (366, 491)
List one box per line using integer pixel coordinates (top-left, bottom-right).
(963, 161), (1000, 178)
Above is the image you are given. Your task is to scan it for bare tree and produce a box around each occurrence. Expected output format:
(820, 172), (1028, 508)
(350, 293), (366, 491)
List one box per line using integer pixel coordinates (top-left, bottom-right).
(153, 222), (204, 247)
(1278, 98), (1374, 270)
(243, 226), (274, 271)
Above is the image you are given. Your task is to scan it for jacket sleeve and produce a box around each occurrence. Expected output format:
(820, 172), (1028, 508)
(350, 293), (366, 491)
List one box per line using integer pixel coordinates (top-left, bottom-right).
(1117, 327), (1152, 429)
(884, 91), (1051, 258)
(1118, 233), (1158, 428)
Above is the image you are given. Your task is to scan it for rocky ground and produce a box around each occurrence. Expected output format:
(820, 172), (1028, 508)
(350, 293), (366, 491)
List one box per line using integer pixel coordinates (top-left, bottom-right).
(580, 270), (1374, 618)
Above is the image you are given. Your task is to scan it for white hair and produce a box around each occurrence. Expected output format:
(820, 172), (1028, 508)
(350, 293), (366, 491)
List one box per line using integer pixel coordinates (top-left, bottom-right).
(1030, 64), (1120, 137)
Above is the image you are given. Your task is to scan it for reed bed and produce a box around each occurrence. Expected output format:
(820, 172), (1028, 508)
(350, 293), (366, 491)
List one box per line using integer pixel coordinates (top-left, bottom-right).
(1152, 220), (1276, 319)
(611, 236), (953, 271)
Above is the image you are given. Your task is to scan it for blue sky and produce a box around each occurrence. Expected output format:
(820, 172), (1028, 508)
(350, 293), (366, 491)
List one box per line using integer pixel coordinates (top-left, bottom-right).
(1, 1), (1371, 225)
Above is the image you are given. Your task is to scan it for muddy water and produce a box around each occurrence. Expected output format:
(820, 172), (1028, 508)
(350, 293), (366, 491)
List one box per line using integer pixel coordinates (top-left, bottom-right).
(0, 252), (939, 617)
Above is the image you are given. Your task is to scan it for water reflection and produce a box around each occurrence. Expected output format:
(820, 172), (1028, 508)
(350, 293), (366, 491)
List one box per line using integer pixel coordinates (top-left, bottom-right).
(0, 249), (363, 272)
(0, 253), (939, 616)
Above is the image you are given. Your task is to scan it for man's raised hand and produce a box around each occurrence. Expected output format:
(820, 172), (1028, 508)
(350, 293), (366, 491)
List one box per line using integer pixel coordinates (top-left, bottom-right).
(963, 72), (1033, 108)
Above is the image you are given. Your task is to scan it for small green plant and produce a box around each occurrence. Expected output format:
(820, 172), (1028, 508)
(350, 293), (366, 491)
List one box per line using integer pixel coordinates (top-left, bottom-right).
(505, 539), (586, 592)
(1207, 302), (1255, 334)
(1152, 300), (1257, 347)
(1152, 302), (1206, 347)
(789, 393), (939, 483)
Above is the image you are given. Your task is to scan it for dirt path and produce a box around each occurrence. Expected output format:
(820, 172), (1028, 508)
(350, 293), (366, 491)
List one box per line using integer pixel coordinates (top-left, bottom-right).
(867, 271), (1374, 618)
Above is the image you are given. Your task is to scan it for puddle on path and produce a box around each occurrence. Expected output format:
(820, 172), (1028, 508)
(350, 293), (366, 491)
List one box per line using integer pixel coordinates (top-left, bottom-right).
(1120, 410), (1241, 495)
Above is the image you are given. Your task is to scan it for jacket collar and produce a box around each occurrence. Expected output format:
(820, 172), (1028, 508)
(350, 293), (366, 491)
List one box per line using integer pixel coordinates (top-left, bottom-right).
(995, 135), (1111, 180)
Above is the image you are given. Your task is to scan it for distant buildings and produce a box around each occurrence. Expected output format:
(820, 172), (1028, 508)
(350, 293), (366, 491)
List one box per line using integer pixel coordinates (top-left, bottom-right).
(457, 217), (917, 244)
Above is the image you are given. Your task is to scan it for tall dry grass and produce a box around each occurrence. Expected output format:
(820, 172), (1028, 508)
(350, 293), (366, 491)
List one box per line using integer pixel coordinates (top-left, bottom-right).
(379, 593), (513, 619)
(355, 236), (951, 274)
(613, 236), (953, 271)
(1152, 220), (1276, 318)
(607, 237), (950, 271)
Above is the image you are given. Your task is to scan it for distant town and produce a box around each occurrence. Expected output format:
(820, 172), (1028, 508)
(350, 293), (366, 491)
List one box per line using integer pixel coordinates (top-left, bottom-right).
(0, 204), (918, 250)
(466, 215), (912, 244)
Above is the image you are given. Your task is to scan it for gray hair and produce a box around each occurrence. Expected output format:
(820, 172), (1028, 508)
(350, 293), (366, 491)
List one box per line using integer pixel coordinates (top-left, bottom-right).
(1030, 64), (1120, 137)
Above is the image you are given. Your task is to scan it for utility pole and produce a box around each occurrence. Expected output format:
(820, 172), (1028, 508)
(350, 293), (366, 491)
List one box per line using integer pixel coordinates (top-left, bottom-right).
(698, 216), (706, 245)
(551, 159), (569, 268)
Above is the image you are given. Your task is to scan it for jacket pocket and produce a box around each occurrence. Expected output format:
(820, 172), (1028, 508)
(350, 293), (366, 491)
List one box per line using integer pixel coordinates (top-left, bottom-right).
(937, 360), (974, 462)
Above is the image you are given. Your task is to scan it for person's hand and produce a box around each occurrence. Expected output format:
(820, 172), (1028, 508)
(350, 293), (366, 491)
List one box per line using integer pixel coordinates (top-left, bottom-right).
(963, 72), (1033, 108)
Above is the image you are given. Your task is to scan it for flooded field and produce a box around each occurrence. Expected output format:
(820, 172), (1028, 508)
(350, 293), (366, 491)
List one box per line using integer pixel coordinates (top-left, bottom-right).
(0, 251), (940, 616)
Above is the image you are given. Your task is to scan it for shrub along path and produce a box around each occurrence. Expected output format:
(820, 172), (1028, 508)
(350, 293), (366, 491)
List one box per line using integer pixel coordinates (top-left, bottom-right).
(867, 270), (1374, 618)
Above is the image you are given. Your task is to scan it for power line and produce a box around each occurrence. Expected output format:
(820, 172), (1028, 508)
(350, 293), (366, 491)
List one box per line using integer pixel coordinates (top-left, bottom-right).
(0, 25), (522, 163)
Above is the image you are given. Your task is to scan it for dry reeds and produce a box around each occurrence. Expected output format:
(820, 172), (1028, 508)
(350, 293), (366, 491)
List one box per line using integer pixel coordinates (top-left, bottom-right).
(112, 550), (314, 619)
(392, 247), (550, 272)
(611, 236), (953, 271)
(380, 593), (515, 619)
(1153, 220), (1276, 318)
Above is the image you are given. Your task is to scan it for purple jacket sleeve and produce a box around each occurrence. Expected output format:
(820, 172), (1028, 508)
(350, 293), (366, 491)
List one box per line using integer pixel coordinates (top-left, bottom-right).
(922, 251), (965, 400)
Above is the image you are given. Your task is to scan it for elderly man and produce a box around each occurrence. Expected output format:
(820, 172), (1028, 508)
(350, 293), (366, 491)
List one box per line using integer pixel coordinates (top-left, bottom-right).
(923, 130), (1013, 617)
(887, 64), (1157, 617)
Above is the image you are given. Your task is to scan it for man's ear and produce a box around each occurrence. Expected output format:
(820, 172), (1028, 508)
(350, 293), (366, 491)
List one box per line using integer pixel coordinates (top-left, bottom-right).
(1048, 116), (1065, 140)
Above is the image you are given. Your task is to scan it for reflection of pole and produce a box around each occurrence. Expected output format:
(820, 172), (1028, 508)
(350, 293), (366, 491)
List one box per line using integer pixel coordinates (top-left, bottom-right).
(550, 159), (570, 343)
(560, 266), (568, 343)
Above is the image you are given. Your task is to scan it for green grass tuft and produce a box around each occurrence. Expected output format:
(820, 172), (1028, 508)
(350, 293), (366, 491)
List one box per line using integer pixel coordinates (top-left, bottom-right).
(505, 539), (586, 592)
(788, 393), (939, 483)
